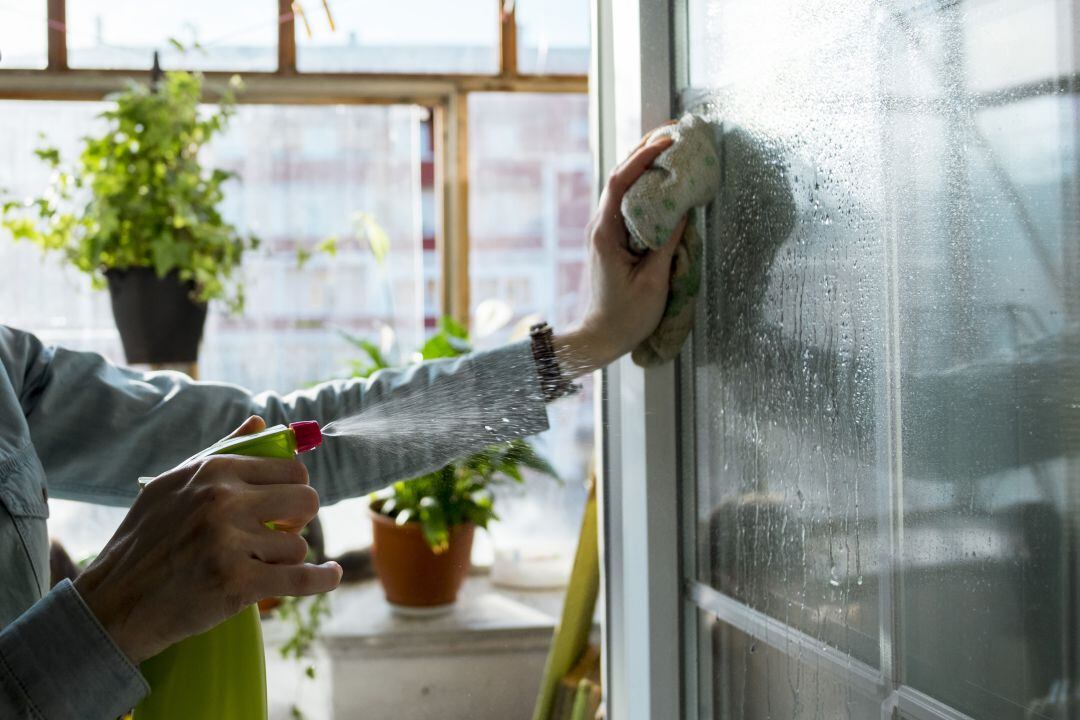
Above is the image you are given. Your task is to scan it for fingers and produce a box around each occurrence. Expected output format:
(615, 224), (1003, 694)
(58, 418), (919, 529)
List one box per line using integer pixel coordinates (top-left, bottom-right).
(606, 137), (674, 199)
(249, 528), (310, 564)
(201, 454), (310, 486)
(627, 120), (679, 157)
(639, 215), (687, 278)
(224, 415), (266, 440)
(250, 483), (320, 527)
(258, 561), (343, 598)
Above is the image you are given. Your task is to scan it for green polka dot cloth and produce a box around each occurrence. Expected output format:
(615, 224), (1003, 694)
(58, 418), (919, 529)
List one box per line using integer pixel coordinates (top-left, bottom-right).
(621, 114), (722, 367)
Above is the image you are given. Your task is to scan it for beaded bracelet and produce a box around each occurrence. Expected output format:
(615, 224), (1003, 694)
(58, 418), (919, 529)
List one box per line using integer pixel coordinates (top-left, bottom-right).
(529, 322), (581, 402)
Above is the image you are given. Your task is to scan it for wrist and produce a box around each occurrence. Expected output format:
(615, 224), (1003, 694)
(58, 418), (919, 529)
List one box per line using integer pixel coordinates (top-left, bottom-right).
(553, 326), (619, 379)
(74, 564), (147, 665)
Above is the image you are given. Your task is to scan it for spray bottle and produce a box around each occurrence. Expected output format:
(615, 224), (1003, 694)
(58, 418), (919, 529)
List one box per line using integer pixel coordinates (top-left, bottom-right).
(133, 421), (323, 720)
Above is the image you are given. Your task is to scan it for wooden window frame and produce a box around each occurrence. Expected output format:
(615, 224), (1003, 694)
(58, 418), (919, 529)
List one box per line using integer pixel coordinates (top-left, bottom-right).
(0, 0), (589, 328)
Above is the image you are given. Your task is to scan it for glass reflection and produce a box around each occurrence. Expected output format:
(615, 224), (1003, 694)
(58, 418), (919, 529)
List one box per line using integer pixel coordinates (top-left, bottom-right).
(685, 0), (1079, 718)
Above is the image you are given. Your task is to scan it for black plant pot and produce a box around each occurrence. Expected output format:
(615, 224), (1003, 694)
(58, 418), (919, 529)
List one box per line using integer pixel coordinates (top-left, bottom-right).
(105, 268), (207, 364)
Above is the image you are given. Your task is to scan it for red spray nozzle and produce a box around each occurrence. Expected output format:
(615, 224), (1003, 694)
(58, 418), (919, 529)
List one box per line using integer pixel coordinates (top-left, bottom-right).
(290, 421), (323, 454)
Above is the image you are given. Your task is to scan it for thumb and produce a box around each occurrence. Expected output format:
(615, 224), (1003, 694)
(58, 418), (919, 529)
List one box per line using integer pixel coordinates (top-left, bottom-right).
(640, 215), (687, 277)
(224, 415), (267, 440)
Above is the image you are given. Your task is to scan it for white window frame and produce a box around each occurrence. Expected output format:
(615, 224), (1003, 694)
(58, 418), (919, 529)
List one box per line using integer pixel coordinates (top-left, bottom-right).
(595, 1), (683, 719)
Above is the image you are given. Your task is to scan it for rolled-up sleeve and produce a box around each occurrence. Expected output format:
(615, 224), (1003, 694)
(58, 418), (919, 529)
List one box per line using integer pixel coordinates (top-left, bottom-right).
(0, 580), (147, 719)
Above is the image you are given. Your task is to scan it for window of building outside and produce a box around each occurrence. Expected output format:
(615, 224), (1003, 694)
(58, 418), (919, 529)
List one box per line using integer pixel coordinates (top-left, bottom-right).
(0, 3), (48, 68)
(67, 1), (278, 71)
(516, 0), (591, 75)
(295, 0), (500, 74)
(468, 92), (594, 576)
(0, 100), (434, 561)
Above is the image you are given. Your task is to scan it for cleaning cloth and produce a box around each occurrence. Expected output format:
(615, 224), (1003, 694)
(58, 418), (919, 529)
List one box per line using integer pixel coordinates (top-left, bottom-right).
(621, 114), (721, 367)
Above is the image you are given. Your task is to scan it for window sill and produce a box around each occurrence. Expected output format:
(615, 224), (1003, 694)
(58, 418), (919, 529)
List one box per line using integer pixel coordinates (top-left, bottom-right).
(263, 576), (568, 720)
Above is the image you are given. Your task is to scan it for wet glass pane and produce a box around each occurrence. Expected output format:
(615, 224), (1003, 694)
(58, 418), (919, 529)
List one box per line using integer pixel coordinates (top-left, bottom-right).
(894, 1), (1078, 715)
(295, 0), (498, 74)
(687, 35), (887, 673)
(684, 0), (1079, 717)
(703, 612), (883, 720)
(67, 0), (278, 70)
(516, 0), (590, 75)
(0, 3), (47, 69)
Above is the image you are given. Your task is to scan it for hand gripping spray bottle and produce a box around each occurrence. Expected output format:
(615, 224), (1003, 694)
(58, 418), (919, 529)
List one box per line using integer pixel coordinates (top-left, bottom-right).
(133, 421), (323, 720)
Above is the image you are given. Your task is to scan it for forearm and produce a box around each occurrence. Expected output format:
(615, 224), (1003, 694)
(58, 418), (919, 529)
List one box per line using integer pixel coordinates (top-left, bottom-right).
(0, 580), (147, 720)
(554, 326), (621, 380)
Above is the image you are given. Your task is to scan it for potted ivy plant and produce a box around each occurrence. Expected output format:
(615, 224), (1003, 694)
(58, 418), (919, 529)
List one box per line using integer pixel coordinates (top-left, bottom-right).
(347, 317), (558, 611)
(0, 70), (257, 364)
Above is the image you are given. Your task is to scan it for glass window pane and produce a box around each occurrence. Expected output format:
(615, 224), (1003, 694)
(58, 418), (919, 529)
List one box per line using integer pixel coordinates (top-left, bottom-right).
(0, 3), (48, 68)
(895, 4), (1076, 717)
(67, 1), (277, 70)
(295, 0), (498, 74)
(684, 0), (1078, 717)
(516, 0), (590, 75)
(703, 612), (883, 720)
(467, 92), (593, 572)
(0, 99), (429, 565)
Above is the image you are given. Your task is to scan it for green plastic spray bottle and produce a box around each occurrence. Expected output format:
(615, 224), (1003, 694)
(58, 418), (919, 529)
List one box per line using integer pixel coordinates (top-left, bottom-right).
(133, 421), (323, 720)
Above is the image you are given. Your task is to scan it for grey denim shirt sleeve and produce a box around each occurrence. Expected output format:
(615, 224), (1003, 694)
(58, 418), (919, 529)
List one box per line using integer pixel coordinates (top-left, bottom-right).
(0, 324), (550, 718)
(0, 580), (148, 720)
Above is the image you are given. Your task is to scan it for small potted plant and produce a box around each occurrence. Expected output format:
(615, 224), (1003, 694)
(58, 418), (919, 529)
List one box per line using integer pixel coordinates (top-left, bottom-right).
(347, 317), (558, 611)
(1, 70), (257, 364)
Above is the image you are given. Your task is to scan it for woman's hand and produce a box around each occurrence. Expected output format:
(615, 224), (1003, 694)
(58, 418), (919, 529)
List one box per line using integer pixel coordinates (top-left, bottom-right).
(73, 416), (341, 665)
(556, 130), (687, 376)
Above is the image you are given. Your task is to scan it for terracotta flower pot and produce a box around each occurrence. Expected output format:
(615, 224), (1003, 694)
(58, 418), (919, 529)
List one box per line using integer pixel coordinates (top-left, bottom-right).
(369, 505), (474, 609)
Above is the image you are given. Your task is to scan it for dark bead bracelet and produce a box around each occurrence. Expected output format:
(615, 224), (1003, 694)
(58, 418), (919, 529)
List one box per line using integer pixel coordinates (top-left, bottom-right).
(529, 322), (581, 403)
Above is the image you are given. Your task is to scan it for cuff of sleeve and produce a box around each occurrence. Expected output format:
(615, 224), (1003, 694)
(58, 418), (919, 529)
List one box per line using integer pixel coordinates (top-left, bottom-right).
(0, 579), (148, 719)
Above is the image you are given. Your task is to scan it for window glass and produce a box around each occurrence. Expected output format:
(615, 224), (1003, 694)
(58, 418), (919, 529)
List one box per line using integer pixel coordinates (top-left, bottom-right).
(67, 0), (277, 70)
(704, 613), (882, 720)
(468, 92), (594, 571)
(516, 0), (590, 75)
(683, 0), (1078, 717)
(0, 3), (48, 68)
(296, 0), (498, 74)
(0, 101), (430, 563)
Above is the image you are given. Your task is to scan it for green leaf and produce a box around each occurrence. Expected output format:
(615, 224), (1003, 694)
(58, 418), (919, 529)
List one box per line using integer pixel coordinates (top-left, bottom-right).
(315, 235), (339, 257)
(352, 212), (390, 267)
(33, 147), (61, 167)
(439, 315), (468, 339)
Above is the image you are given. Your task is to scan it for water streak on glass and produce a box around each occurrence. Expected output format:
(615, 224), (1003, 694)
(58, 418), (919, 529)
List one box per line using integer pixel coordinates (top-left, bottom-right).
(683, 0), (1079, 717)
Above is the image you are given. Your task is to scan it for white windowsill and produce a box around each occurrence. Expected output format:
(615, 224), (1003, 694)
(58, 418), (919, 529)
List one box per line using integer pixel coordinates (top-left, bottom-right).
(263, 576), (572, 720)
